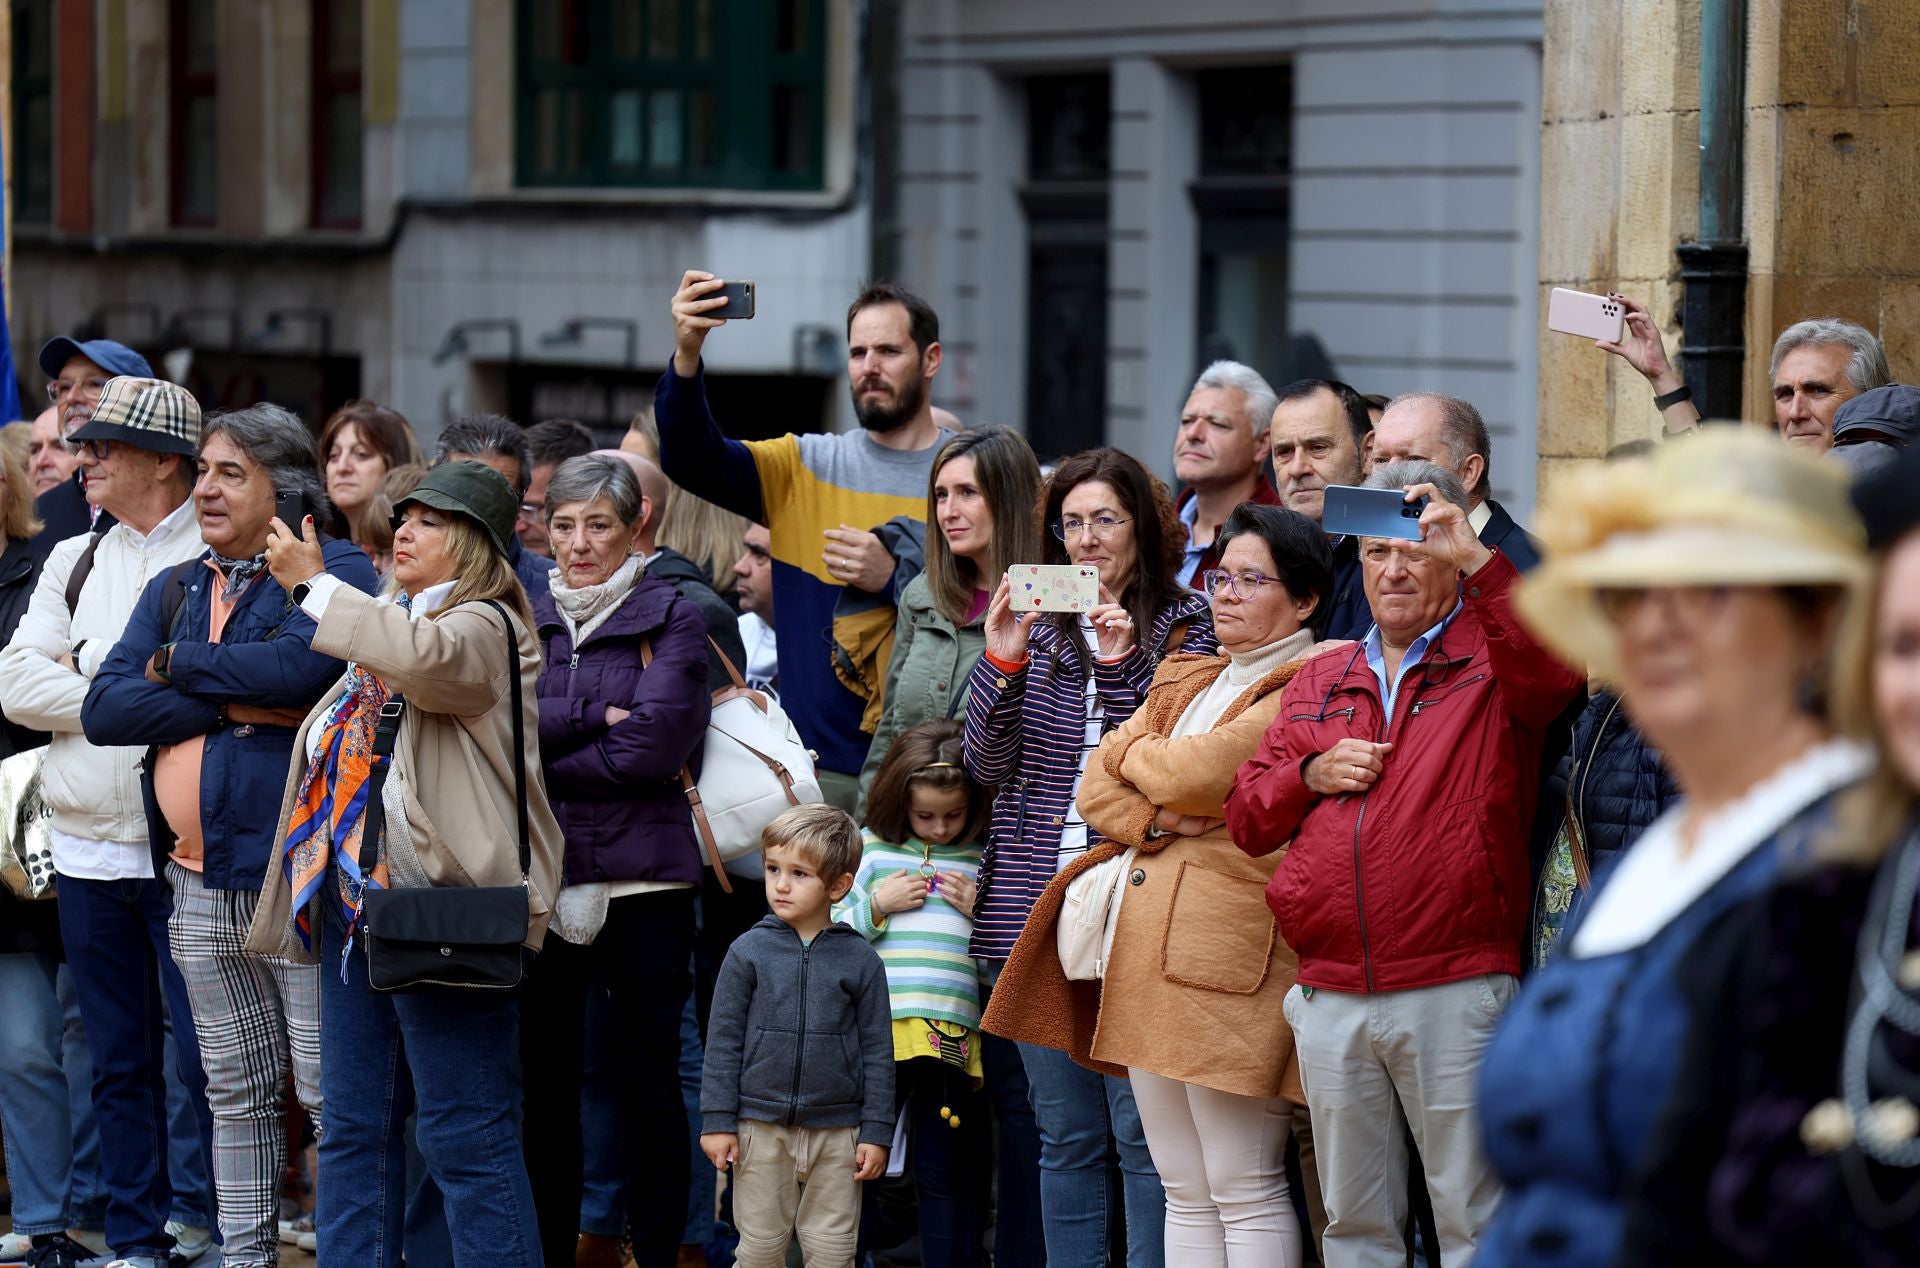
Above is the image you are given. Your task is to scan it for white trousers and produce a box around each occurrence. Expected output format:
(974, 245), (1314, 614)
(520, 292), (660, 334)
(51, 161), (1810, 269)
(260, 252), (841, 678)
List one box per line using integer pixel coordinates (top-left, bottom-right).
(1128, 1068), (1300, 1268)
(1283, 974), (1517, 1268)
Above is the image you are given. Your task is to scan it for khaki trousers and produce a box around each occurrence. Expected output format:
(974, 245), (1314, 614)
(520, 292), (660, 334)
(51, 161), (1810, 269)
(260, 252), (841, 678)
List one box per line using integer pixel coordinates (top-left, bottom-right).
(732, 1119), (862, 1268)
(1283, 974), (1517, 1268)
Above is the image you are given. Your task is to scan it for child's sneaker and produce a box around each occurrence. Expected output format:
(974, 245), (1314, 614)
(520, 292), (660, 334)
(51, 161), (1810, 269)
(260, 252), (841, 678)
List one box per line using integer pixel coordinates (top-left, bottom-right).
(0, 1231), (33, 1265)
(24, 1236), (102, 1268)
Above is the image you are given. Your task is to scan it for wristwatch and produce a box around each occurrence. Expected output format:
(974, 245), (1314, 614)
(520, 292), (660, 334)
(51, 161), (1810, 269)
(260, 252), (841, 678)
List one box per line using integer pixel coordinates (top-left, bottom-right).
(290, 579), (315, 607)
(151, 642), (175, 683)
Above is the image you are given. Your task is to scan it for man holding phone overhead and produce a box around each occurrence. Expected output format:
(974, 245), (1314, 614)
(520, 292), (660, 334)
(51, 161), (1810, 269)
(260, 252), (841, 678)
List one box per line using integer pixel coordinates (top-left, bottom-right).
(657, 271), (954, 810)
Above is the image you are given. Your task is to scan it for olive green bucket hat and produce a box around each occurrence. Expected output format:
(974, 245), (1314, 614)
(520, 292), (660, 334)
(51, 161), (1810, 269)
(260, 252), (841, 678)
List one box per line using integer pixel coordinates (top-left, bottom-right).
(392, 460), (519, 555)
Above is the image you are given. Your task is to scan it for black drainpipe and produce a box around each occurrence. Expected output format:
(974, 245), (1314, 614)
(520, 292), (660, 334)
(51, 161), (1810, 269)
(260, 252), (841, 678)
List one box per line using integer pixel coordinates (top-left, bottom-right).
(1676, 0), (1748, 419)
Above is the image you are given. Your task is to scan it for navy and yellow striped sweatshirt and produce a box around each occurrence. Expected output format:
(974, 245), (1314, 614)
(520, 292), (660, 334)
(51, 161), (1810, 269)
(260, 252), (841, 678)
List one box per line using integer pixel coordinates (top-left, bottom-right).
(655, 363), (947, 774)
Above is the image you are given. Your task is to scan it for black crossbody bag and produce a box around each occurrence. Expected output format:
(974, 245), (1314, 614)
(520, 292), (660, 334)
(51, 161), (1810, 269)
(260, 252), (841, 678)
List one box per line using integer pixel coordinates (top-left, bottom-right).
(358, 599), (531, 992)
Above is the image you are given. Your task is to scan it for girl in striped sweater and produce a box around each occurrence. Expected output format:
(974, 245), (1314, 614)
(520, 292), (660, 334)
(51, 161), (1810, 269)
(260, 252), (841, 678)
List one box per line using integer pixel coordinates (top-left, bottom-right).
(837, 719), (991, 1268)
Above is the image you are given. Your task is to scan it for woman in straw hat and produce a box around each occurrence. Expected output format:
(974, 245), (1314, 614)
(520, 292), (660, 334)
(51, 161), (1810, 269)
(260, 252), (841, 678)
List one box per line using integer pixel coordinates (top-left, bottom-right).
(1468, 428), (1876, 1267)
(1594, 444), (1920, 1267)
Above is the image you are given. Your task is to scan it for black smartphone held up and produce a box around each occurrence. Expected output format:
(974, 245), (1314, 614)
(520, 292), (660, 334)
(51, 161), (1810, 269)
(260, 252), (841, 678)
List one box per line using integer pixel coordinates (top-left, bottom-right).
(275, 489), (308, 540)
(1322, 485), (1428, 542)
(715, 279), (756, 320)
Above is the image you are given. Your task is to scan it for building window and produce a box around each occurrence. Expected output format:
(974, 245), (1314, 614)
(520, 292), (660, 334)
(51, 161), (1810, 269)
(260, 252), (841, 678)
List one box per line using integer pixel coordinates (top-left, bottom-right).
(1192, 65), (1292, 374)
(516, 0), (826, 191)
(312, 0), (364, 228)
(170, 0), (220, 226)
(12, 0), (53, 225)
(1020, 73), (1110, 464)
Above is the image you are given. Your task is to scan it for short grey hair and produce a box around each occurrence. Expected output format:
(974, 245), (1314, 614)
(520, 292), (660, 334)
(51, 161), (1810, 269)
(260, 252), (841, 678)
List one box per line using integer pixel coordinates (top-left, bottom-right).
(1190, 361), (1278, 437)
(200, 404), (330, 521)
(1769, 318), (1890, 394)
(542, 454), (644, 526)
(434, 413), (532, 495)
(1363, 459), (1470, 515)
(1388, 392), (1492, 499)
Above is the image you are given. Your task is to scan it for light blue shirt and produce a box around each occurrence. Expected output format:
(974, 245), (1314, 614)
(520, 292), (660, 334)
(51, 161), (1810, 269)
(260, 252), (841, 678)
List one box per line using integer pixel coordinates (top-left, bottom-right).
(1178, 495), (1207, 583)
(1362, 601), (1463, 716)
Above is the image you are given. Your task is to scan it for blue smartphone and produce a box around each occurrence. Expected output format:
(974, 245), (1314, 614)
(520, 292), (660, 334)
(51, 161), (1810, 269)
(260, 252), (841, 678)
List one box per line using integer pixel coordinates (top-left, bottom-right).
(1322, 485), (1428, 542)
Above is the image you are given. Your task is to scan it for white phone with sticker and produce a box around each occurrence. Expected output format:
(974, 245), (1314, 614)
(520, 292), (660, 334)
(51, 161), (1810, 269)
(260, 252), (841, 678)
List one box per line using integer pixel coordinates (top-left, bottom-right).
(1006, 564), (1100, 614)
(1546, 287), (1626, 343)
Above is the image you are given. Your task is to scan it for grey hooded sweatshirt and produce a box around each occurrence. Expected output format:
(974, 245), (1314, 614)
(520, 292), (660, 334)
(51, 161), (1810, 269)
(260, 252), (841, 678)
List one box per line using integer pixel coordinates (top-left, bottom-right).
(700, 914), (896, 1146)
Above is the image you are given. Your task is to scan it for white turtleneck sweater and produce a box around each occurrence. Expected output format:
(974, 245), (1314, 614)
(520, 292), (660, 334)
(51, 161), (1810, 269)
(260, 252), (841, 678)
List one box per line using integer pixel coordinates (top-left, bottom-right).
(1170, 626), (1315, 739)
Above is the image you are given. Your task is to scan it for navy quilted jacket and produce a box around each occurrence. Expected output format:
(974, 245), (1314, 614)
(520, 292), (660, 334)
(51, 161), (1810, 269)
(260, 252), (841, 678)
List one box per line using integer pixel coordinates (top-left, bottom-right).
(1563, 689), (1682, 874)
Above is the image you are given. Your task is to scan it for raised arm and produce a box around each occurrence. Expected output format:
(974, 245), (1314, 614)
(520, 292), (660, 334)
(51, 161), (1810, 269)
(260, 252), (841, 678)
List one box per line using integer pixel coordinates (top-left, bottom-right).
(1461, 552), (1585, 731)
(308, 587), (517, 719)
(656, 269), (767, 521)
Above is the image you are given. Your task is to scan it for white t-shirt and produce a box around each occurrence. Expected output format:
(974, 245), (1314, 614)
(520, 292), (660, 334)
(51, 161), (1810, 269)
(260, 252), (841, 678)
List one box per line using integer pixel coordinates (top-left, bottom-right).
(738, 612), (779, 699)
(1055, 616), (1108, 874)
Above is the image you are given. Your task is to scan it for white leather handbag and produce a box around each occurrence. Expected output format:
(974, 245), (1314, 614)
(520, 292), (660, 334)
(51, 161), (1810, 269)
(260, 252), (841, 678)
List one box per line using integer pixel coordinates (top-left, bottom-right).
(1056, 847), (1138, 981)
(644, 636), (822, 893)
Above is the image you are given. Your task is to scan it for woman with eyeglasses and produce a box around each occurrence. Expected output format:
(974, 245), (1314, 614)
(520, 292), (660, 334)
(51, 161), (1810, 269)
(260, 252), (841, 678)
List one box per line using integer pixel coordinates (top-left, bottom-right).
(1470, 429), (1875, 1268)
(986, 502), (1337, 1268)
(966, 447), (1217, 1268)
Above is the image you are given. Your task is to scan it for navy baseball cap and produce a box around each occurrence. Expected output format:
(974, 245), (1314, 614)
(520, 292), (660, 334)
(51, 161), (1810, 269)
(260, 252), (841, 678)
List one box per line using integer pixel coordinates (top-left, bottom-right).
(37, 337), (153, 381)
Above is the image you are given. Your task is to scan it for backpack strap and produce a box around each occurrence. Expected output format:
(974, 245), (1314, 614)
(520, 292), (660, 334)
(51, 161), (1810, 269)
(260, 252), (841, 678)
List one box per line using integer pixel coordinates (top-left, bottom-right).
(63, 531), (106, 616)
(156, 559), (200, 643)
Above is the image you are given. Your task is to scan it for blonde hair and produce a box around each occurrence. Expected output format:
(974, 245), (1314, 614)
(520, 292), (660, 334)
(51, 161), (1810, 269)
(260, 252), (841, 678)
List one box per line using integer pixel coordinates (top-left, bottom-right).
(0, 432), (43, 545)
(388, 510), (536, 632)
(658, 485), (748, 598)
(382, 462), (427, 502)
(1830, 548), (1916, 862)
(762, 803), (862, 882)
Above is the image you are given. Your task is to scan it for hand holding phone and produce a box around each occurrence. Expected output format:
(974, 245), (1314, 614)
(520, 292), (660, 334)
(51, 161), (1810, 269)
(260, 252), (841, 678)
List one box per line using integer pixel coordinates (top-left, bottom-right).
(1546, 287), (1625, 343)
(1006, 564), (1100, 613)
(1321, 485), (1428, 543)
(714, 280), (756, 320)
(274, 490), (308, 541)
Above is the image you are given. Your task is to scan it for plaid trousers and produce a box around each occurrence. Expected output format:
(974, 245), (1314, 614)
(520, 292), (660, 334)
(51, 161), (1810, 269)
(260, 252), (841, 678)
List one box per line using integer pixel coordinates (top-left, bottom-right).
(166, 862), (322, 1268)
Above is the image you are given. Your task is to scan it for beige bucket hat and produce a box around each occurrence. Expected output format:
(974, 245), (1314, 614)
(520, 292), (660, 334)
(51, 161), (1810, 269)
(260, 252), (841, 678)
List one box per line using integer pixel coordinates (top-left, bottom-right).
(1515, 426), (1871, 680)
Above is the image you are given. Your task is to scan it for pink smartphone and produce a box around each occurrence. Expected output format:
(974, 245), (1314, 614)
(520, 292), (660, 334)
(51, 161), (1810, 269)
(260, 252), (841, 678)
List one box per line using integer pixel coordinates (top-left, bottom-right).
(1006, 564), (1100, 613)
(1547, 287), (1625, 343)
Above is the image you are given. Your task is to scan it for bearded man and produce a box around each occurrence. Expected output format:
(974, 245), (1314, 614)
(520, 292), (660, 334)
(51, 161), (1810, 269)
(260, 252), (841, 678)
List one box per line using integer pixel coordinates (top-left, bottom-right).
(655, 273), (953, 806)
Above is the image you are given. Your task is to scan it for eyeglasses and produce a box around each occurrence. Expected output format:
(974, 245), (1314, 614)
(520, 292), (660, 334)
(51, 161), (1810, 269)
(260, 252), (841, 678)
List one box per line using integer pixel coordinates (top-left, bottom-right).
(1202, 569), (1289, 601)
(77, 439), (113, 461)
(1052, 515), (1131, 542)
(46, 377), (109, 403)
(1594, 585), (1733, 628)
(518, 502), (541, 518)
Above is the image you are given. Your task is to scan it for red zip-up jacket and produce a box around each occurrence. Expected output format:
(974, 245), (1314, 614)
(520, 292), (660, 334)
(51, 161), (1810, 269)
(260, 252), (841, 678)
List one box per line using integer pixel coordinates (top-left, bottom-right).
(1225, 552), (1583, 993)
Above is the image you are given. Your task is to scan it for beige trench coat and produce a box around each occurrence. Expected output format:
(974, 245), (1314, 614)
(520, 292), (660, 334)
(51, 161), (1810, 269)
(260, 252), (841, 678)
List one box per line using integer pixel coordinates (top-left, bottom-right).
(246, 586), (563, 960)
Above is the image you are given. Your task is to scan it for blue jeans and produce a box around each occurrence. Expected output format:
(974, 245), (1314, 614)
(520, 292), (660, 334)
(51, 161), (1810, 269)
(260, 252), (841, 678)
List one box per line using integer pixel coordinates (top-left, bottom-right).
(316, 902), (539, 1268)
(979, 961), (1048, 1266)
(1018, 1040), (1166, 1268)
(578, 974), (626, 1239)
(56, 874), (216, 1257)
(573, 958), (715, 1248)
(0, 952), (106, 1235)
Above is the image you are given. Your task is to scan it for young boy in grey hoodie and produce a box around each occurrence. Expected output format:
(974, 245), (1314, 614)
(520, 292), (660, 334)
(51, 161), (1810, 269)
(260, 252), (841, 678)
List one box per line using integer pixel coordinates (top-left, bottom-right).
(700, 804), (894, 1268)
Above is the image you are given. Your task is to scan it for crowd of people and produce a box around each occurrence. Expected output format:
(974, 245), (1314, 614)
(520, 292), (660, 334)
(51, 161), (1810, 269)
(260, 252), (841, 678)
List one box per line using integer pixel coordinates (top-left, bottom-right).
(0, 272), (1915, 1268)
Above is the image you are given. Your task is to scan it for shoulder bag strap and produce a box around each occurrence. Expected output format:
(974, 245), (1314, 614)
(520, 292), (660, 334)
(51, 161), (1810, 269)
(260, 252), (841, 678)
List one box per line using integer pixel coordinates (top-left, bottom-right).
(481, 600), (532, 876)
(356, 698), (409, 875)
(707, 635), (748, 690)
(641, 635), (734, 895)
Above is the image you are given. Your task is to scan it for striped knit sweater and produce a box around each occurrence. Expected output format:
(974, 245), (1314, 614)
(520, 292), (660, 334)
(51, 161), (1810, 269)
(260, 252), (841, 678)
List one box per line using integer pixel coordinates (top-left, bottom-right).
(963, 590), (1217, 960)
(837, 831), (984, 1029)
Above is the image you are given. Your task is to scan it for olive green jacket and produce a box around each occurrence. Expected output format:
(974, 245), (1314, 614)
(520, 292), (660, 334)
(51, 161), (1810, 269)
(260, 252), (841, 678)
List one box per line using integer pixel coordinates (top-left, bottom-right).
(855, 574), (986, 819)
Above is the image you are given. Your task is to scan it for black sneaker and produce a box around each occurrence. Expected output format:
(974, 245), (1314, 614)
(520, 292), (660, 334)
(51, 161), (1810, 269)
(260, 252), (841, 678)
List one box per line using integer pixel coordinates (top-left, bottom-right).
(24, 1234), (92, 1268)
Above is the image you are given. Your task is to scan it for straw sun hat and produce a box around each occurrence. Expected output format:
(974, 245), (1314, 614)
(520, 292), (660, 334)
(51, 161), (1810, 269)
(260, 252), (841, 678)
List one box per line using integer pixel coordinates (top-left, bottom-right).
(1515, 426), (1872, 682)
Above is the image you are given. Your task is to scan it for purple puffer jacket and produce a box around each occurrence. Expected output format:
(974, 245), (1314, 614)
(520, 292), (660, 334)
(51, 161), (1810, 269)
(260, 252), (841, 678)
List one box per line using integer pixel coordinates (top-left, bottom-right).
(534, 573), (712, 886)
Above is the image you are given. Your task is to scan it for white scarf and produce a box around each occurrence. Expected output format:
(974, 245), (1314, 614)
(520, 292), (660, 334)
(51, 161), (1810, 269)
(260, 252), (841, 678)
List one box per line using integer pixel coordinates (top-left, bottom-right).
(548, 554), (644, 648)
